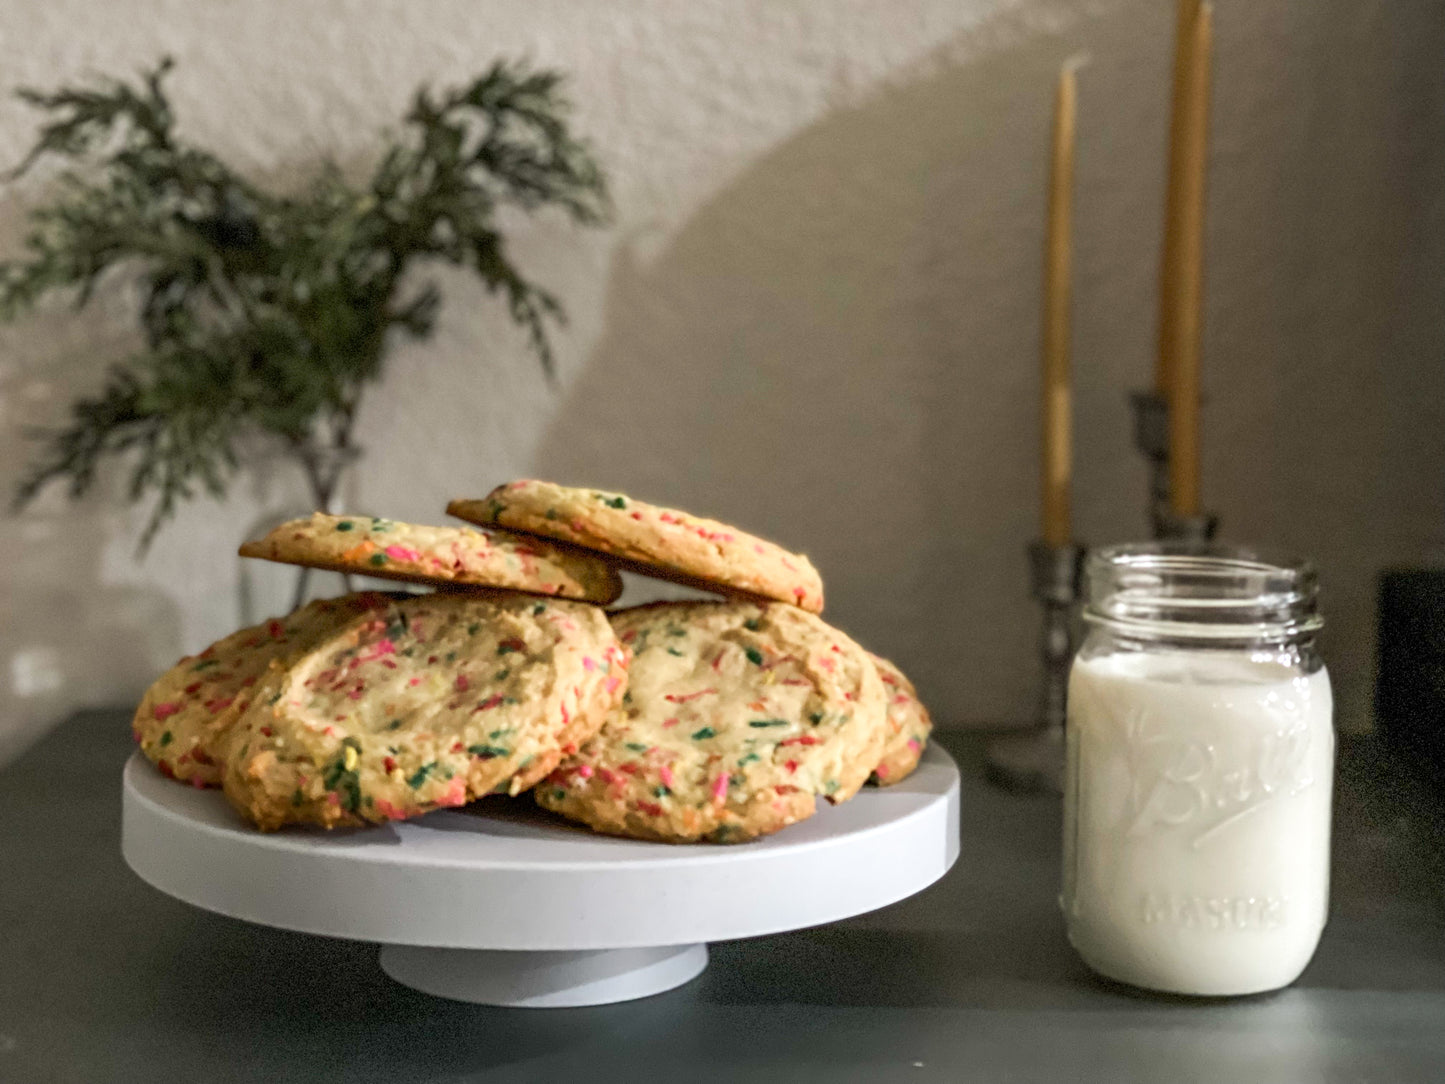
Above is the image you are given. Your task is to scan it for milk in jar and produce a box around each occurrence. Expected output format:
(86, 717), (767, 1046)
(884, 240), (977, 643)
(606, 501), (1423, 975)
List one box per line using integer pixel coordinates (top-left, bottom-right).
(1062, 544), (1334, 996)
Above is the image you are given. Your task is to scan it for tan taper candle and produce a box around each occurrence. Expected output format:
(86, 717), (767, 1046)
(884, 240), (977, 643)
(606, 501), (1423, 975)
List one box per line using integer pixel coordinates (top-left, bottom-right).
(1041, 60), (1079, 547)
(1166, 1), (1212, 517)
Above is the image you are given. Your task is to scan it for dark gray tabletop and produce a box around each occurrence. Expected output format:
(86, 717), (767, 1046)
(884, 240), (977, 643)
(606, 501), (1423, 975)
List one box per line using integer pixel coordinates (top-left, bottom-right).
(3, 711), (1443, 1083)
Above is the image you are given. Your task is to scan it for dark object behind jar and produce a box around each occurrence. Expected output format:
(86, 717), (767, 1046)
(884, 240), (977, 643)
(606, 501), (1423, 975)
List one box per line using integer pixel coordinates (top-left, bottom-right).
(1377, 567), (1445, 787)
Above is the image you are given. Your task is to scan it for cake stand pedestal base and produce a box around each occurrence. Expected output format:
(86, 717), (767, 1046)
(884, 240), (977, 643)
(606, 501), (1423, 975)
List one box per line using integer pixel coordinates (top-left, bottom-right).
(378, 943), (710, 1007)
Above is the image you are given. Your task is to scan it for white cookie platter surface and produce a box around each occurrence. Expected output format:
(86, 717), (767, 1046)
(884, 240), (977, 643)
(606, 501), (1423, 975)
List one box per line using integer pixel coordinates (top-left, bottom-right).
(122, 746), (960, 1006)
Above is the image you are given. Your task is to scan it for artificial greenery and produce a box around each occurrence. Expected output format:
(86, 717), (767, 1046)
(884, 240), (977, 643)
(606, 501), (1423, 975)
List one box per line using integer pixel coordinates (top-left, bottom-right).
(2, 58), (606, 545)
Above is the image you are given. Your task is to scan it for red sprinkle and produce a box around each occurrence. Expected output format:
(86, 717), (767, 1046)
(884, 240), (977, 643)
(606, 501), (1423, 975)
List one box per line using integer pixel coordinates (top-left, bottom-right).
(152, 702), (182, 721)
(665, 688), (717, 704)
(455, 674), (471, 693)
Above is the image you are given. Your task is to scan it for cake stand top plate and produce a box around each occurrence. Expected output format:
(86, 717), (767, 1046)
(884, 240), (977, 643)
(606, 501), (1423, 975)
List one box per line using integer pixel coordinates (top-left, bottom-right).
(122, 746), (960, 951)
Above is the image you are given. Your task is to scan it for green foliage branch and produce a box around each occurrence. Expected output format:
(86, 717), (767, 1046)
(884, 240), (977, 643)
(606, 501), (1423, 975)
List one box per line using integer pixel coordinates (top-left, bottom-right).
(1, 58), (607, 546)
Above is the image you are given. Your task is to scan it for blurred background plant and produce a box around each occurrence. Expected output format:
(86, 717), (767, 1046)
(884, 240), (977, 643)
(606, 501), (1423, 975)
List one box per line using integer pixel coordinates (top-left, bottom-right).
(1, 57), (607, 548)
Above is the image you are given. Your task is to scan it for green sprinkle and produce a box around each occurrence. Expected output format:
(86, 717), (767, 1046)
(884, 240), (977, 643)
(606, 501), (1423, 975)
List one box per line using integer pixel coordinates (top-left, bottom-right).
(267, 692), (282, 706)
(749, 719), (788, 728)
(653, 785), (671, 798)
(666, 628), (687, 637)
(407, 762), (438, 789)
(444, 651), (457, 663)
(691, 727), (716, 740)
(625, 742), (650, 753)
(825, 779), (840, 795)
(743, 618), (761, 631)
(533, 603), (546, 615)
(336, 521), (354, 531)
(370, 517), (391, 531)
(488, 728), (513, 739)
(468, 744), (510, 759)
(487, 499), (504, 522)
(745, 647), (764, 666)
(159, 731), (173, 747)
(809, 712), (824, 724)
(322, 743), (362, 811)
(369, 553), (388, 566)
(552, 787), (567, 800)
(666, 647), (684, 657)
(291, 789), (304, 806)
(623, 691), (633, 704)
(192, 659), (219, 672)
(386, 719), (403, 731)
(710, 825), (735, 842)
(597, 494), (627, 509)
(467, 623), (481, 635)
(494, 669), (510, 681)
(738, 752), (761, 767)
(498, 643), (522, 656)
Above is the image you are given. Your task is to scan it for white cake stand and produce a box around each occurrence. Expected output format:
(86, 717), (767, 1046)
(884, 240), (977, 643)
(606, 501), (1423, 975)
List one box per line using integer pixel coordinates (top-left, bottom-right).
(121, 746), (960, 1007)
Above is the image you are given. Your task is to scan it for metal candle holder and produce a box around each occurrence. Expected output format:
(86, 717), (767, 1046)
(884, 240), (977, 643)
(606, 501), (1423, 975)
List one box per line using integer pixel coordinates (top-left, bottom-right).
(985, 540), (1085, 793)
(1129, 389), (1219, 542)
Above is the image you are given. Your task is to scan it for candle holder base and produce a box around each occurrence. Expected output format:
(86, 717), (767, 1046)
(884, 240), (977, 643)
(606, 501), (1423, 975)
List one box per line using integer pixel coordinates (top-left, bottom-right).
(984, 540), (1084, 796)
(985, 726), (1065, 794)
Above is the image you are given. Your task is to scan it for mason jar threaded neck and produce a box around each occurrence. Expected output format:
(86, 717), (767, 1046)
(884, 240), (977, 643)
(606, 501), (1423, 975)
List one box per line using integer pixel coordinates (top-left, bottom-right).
(1082, 542), (1323, 646)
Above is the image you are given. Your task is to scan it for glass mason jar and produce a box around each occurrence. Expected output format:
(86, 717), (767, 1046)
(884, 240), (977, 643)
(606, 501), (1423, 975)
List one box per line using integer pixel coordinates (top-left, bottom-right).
(1061, 543), (1334, 996)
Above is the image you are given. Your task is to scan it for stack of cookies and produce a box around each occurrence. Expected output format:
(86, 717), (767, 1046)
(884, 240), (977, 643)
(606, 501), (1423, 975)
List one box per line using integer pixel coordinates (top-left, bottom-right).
(132, 481), (933, 843)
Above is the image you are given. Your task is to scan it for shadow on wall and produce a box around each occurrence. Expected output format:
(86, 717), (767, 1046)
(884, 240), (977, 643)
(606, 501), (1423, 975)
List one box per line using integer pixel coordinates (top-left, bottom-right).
(536, 23), (1107, 728)
(0, 302), (183, 767)
(534, 0), (1445, 731)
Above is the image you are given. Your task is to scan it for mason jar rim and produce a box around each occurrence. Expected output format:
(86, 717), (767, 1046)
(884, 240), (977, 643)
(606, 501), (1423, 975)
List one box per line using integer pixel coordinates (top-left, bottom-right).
(1082, 541), (1323, 644)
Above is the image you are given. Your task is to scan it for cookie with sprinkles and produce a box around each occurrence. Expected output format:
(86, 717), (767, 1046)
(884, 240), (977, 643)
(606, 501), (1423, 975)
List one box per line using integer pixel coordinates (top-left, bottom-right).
(867, 653), (933, 785)
(239, 512), (622, 604)
(447, 481), (824, 613)
(220, 592), (627, 830)
(132, 592), (406, 787)
(535, 600), (885, 843)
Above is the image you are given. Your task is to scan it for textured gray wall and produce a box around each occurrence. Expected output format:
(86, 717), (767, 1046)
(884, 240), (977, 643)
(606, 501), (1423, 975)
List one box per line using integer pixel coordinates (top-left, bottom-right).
(0, 0), (1441, 762)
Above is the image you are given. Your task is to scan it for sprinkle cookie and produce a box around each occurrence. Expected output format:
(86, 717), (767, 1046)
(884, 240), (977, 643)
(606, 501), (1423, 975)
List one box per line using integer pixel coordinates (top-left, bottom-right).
(448, 481), (824, 613)
(239, 512), (622, 604)
(221, 593), (627, 830)
(132, 592), (404, 787)
(867, 654), (933, 785)
(535, 600), (885, 843)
